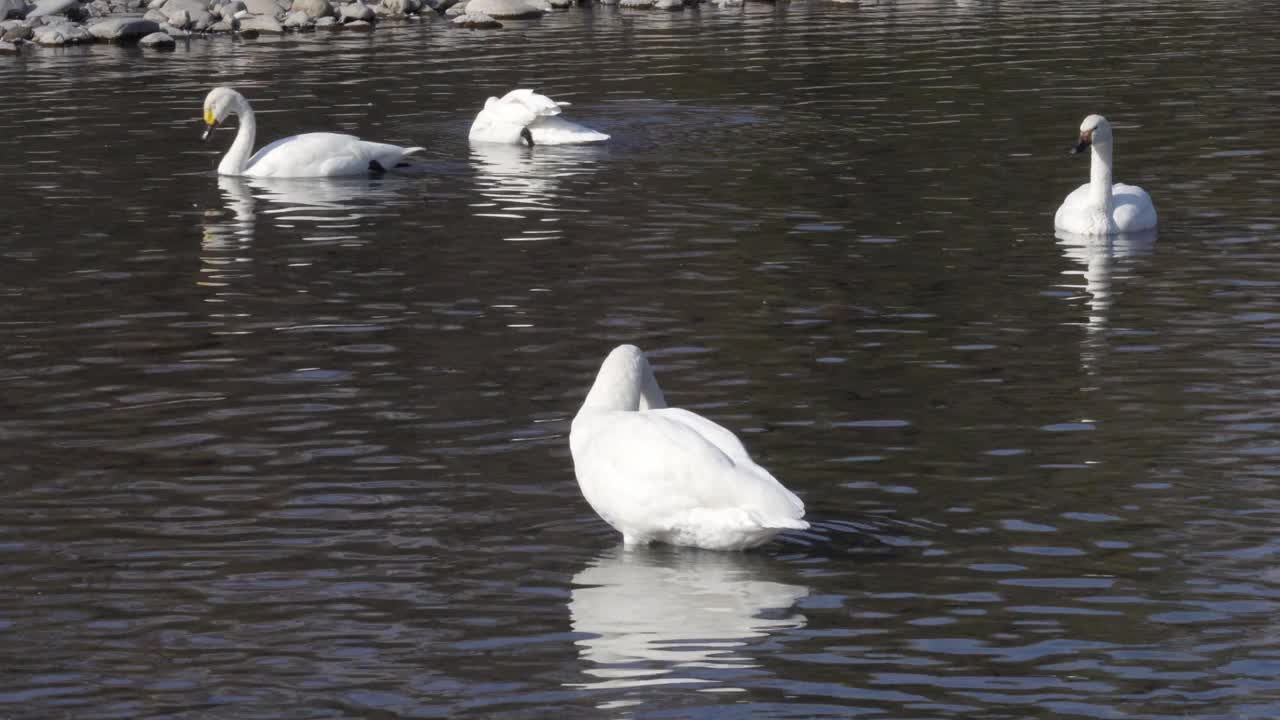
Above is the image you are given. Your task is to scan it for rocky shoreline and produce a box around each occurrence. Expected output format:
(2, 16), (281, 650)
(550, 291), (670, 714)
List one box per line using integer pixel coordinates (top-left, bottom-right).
(0, 0), (717, 54)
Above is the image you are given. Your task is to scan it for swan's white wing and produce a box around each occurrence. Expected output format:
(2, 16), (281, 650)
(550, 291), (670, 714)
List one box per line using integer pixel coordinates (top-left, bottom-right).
(571, 409), (806, 537)
(1054, 182), (1093, 231)
(654, 408), (805, 516)
(499, 89), (564, 118)
(244, 132), (423, 178)
(1111, 183), (1158, 232)
(527, 116), (610, 145)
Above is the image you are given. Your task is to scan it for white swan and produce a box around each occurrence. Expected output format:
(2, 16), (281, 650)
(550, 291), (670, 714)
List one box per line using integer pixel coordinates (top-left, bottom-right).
(569, 345), (808, 551)
(1054, 114), (1158, 235)
(468, 89), (609, 146)
(201, 87), (425, 178)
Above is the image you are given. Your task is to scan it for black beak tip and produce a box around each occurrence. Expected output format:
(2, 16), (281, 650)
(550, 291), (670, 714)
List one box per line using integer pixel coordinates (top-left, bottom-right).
(1070, 141), (1088, 155)
(520, 127), (534, 147)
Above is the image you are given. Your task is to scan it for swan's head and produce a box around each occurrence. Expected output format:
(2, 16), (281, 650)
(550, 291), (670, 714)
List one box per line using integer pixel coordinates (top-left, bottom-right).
(1072, 114), (1111, 154)
(202, 87), (244, 142)
(580, 344), (667, 413)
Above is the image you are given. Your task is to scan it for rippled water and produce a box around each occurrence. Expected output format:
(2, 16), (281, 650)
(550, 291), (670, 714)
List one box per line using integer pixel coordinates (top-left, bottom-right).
(2, 1), (1279, 717)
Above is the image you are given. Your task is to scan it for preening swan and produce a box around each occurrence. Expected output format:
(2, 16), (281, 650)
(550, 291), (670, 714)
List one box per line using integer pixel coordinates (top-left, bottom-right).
(1054, 114), (1158, 235)
(468, 89), (609, 146)
(201, 87), (425, 178)
(569, 345), (808, 551)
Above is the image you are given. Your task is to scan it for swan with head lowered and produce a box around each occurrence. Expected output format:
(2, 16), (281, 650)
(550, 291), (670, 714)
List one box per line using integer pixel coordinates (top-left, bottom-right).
(201, 87), (425, 178)
(569, 345), (808, 551)
(1054, 114), (1158, 235)
(469, 89), (609, 146)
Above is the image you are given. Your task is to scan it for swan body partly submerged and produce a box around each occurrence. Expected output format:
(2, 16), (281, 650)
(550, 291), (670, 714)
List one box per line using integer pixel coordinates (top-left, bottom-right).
(1054, 114), (1157, 235)
(468, 89), (609, 146)
(201, 87), (425, 178)
(569, 345), (808, 551)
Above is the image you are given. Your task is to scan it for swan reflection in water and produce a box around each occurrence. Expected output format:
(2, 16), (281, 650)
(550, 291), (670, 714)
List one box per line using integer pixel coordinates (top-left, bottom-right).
(1056, 229), (1156, 375)
(568, 546), (808, 701)
(469, 143), (606, 233)
(200, 174), (419, 308)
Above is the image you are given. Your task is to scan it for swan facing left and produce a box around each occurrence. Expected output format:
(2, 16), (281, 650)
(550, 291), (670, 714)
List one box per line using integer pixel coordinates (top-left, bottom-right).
(569, 344), (808, 551)
(201, 87), (425, 178)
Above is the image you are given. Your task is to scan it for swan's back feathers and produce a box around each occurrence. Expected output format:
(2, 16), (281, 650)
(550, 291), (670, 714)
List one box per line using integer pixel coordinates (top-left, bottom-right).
(499, 89), (565, 118)
(1110, 183), (1158, 232)
(470, 89), (609, 145)
(244, 132), (424, 178)
(1055, 181), (1157, 235)
(528, 116), (611, 145)
(571, 408), (807, 544)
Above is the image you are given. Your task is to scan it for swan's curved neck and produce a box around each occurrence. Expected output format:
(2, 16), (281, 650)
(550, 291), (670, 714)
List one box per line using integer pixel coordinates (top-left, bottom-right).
(218, 94), (257, 176)
(580, 354), (666, 413)
(1088, 140), (1114, 210)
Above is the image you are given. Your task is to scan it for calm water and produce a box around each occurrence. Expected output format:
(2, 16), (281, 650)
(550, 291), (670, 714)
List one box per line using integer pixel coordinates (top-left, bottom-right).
(2, 1), (1279, 717)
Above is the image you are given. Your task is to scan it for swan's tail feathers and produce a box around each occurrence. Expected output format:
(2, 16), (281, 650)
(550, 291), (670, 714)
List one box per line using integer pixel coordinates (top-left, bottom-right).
(403, 146), (427, 157)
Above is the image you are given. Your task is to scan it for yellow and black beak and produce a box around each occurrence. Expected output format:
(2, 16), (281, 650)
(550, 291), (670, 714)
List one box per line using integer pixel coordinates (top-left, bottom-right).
(1071, 130), (1092, 155)
(202, 108), (219, 142)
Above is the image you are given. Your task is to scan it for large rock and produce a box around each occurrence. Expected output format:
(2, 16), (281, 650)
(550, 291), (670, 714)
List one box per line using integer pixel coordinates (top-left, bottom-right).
(0, 38), (15, 49)
(138, 28), (172, 45)
(241, 0), (280, 14)
(211, 0), (243, 16)
(377, 0), (417, 14)
(87, 15), (159, 39)
(142, 6), (164, 20)
(287, 0), (327, 16)
(181, 7), (212, 26)
(450, 9), (496, 26)
(205, 16), (229, 28)
(281, 7), (306, 24)
(32, 20), (92, 42)
(0, 0), (29, 19)
(336, 0), (370, 19)
(27, 0), (81, 18)
(1, 22), (31, 38)
(462, 0), (538, 17)
(237, 11), (280, 28)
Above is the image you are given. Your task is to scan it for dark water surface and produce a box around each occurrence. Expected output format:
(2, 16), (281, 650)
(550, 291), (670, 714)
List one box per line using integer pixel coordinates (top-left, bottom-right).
(2, 1), (1279, 717)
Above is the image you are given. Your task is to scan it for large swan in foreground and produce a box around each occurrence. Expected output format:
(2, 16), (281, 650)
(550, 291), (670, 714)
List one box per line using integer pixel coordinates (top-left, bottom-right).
(201, 87), (425, 177)
(468, 89), (609, 146)
(569, 345), (808, 551)
(1054, 114), (1158, 235)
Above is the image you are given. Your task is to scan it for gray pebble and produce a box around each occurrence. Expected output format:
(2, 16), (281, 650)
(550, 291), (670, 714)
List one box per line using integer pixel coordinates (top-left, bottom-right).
(138, 28), (172, 44)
